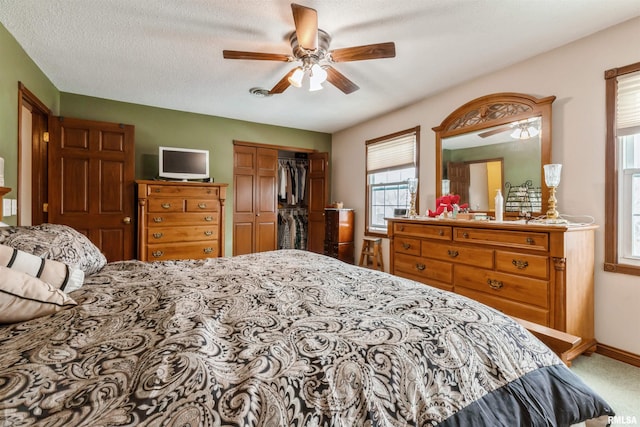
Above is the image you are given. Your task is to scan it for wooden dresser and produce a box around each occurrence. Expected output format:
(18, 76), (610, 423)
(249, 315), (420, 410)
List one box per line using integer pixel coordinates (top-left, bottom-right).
(324, 208), (354, 264)
(137, 180), (227, 261)
(387, 217), (597, 364)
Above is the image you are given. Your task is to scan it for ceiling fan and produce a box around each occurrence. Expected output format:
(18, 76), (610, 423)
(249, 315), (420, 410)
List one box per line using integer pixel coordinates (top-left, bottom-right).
(478, 117), (541, 140)
(222, 3), (396, 95)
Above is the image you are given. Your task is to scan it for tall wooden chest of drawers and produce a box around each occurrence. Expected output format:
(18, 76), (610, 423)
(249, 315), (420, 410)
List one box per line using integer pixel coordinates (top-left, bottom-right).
(323, 208), (354, 264)
(137, 180), (227, 261)
(387, 217), (597, 364)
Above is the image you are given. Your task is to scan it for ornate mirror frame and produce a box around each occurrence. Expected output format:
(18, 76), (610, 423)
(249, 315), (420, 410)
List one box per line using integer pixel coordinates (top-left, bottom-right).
(433, 92), (555, 217)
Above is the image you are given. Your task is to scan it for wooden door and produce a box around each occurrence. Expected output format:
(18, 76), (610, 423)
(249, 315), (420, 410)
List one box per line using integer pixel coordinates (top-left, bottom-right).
(447, 161), (470, 203)
(307, 152), (329, 253)
(232, 145), (278, 255)
(18, 83), (51, 226)
(48, 117), (135, 262)
(255, 148), (278, 252)
(233, 145), (256, 255)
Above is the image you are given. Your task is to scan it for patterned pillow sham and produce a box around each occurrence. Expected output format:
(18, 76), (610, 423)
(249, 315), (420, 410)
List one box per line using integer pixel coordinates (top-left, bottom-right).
(0, 224), (107, 275)
(0, 244), (85, 292)
(0, 266), (77, 323)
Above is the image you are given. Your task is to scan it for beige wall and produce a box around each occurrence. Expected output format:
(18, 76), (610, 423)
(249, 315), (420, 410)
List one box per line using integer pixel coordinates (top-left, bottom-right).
(331, 17), (640, 354)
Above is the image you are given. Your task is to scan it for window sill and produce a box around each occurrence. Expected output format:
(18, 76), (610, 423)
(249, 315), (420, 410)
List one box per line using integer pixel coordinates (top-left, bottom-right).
(603, 262), (640, 276)
(366, 229), (388, 239)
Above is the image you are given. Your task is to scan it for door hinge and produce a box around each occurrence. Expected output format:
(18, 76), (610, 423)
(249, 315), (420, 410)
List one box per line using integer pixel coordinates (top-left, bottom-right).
(43, 131), (50, 142)
(43, 202), (48, 213)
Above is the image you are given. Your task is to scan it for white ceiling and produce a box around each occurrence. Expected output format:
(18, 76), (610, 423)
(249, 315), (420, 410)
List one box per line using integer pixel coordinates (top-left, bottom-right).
(2, 1), (639, 134)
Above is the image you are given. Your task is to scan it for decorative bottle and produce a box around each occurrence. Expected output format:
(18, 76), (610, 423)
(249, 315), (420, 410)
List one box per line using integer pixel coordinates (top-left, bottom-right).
(494, 189), (504, 222)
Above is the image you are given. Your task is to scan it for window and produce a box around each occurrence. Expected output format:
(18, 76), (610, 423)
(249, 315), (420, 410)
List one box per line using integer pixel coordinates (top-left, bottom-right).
(365, 127), (420, 235)
(604, 62), (640, 275)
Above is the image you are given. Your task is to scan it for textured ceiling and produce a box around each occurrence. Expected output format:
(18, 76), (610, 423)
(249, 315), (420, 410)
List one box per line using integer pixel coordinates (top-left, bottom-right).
(2, 0), (639, 133)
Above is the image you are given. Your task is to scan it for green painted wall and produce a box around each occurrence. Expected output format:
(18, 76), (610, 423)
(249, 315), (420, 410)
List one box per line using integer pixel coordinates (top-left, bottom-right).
(0, 23), (59, 225)
(443, 138), (541, 189)
(59, 93), (332, 255)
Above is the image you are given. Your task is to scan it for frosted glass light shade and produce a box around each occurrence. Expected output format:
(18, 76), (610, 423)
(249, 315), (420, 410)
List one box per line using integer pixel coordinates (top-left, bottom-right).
(543, 164), (562, 187)
(308, 76), (323, 91)
(288, 68), (304, 88)
(310, 63), (327, 83)
(407, 177), (418, 193)
(442, 179), (450, 195)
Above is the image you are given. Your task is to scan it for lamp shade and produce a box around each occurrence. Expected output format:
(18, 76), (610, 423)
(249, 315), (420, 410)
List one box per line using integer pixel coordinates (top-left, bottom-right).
(543, 164), (562, 187)
(310, 63), (327, 83)
(308, 77), (323, 91)
(407, 177), (418, 193)
(288, 67), (304, 88)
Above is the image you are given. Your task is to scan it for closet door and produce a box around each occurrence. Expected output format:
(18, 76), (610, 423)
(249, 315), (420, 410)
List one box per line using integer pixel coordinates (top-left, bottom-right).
(233, 145), (255, 255)
(307, 152), (329, 253)
(232, 144), (278, 255)
(255, 148), (278, 252)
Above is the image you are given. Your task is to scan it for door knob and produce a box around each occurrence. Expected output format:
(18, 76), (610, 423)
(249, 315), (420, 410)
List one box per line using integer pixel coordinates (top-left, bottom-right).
(123, 216), (131, 224)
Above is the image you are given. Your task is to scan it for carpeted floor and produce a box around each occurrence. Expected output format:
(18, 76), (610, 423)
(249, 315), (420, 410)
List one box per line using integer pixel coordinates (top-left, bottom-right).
(571, 353), (640, 426)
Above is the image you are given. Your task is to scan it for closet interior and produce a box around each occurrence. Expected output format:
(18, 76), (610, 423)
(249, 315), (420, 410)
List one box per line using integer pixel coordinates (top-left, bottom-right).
(277, 152), (309, 250)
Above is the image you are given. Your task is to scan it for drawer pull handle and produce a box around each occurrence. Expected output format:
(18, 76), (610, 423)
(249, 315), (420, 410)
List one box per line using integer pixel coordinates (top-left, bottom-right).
(152, 232), (164, 239)
(198, 203), (207, 209)
(204, 230), (213, 236)
(462, 232), (469, 238)
(447, 250), (459, 258)
(438, 230), (444, 236)
(402, 243), (411, 250)
(161, 203), (171, 209)
(512, 259), (529, 269)
(416, 263), (426, 271)
(398, 225), (405, 231)
(204, 216), (213, 222)
(526, 237), (535, 245)
(152, 250), (164, 258)
(203, 247), (213, 254)
(487, 279), (504, 290)
(153, 217), (164, 223)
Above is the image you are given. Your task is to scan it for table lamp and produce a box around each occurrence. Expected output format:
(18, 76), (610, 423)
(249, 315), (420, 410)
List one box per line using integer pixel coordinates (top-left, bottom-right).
(407, 178), (418, 218)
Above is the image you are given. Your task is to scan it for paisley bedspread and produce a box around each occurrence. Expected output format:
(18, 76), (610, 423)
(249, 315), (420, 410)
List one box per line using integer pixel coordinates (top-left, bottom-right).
(0, 250), (613, 426)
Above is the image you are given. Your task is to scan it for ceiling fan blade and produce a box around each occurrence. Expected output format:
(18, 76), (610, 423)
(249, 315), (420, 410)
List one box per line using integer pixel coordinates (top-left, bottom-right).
(330, 42), (396, 62)
(291, 3), (318, 50)
(325, 66), (359, 94)
(478, 125), (511, 138)
(223, 50), (291, 61)
(269, 69), (296, 94)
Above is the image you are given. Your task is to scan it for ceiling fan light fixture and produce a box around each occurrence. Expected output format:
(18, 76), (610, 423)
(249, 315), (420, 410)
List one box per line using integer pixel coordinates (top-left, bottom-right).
(308, 77), (323, 92)
(288, 67), (305, 88)
(310, 63), (327, 83)
(511, 124), (540, 140)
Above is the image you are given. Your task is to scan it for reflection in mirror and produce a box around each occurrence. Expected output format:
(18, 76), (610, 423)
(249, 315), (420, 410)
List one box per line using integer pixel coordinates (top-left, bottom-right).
(442, 118), (540, 213)
(433, 93), (555, 217)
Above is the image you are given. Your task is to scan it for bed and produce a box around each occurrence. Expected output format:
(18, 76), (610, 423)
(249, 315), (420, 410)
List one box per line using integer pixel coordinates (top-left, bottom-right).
(0, 224), (614, 426)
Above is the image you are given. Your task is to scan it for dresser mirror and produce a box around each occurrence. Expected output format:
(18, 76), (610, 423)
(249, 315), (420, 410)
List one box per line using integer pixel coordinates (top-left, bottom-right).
(433, 93), (555, 217)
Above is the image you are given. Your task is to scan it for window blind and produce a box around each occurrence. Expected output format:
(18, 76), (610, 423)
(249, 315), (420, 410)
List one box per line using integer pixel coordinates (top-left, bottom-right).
(367, 132), (416, 173)
(617, 71), (640, 137)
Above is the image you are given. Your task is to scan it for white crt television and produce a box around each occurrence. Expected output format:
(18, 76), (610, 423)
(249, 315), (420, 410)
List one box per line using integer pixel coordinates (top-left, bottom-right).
(158, 146), (209, 181)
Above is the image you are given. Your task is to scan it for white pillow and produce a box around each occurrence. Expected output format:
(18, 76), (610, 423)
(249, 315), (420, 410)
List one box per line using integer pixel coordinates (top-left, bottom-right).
(0, 244), (85, 292)
(0, 266), (77, 323)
